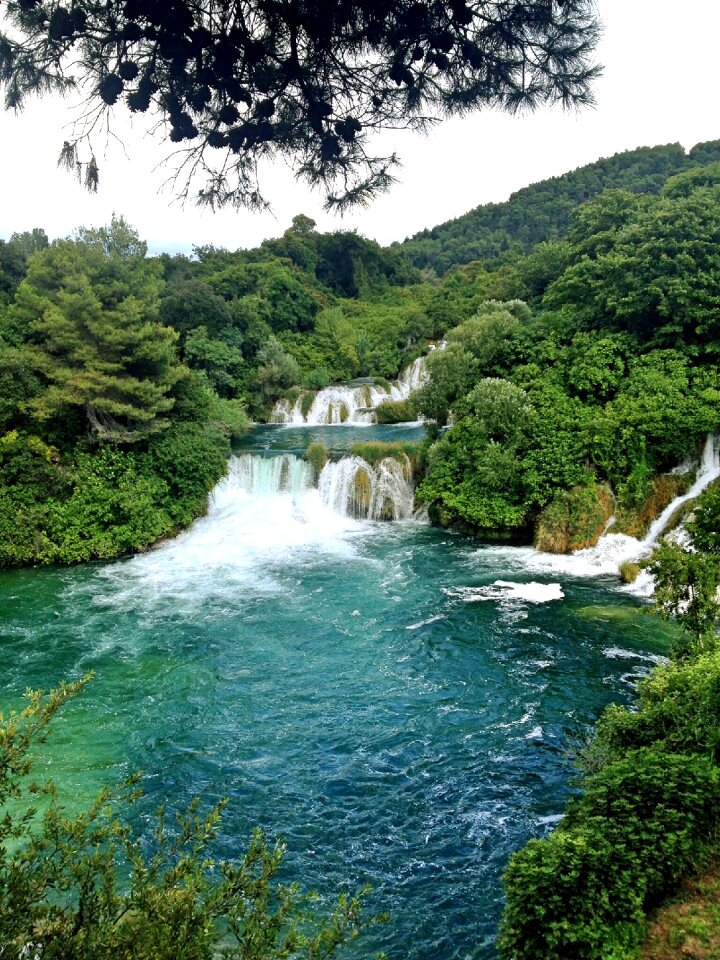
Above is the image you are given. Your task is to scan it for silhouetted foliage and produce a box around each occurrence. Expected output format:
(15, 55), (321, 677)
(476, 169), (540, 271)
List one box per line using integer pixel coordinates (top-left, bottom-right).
(0, 0), (599, 209)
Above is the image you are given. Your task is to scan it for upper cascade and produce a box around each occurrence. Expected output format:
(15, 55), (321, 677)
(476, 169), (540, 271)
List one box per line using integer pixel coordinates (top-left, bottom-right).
(270, 355), (429, 425)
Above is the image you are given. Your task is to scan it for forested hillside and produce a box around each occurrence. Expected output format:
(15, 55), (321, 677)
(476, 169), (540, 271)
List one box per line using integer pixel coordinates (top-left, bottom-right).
(415, 163), (720, 546)
(395, 140), (720, 275)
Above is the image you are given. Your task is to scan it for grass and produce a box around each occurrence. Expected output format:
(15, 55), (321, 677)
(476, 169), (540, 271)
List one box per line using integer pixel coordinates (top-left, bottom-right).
(350, 440), (425, 474)
(636, 862), (720, 960)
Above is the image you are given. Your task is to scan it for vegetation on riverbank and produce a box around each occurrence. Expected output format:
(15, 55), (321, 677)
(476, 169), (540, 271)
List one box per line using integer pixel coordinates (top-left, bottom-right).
(500, 481), (720, 959)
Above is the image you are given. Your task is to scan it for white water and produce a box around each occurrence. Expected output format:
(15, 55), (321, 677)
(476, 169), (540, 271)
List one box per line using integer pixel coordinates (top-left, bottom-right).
(97, 456), (362, 605)
(445, 582), (564, 604)
(270, 355), (429, 425)
(97, 448), (418, 606)
(226, 453), (314, 498)
(319, 454), (415, 520)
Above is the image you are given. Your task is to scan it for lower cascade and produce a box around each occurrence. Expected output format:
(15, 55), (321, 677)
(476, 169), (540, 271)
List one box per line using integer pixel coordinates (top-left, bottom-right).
(221, 451), (415, 521)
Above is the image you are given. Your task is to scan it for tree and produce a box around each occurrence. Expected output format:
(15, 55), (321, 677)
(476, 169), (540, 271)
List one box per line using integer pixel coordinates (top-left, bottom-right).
(0, 678), (383, 959)
(651, 544), (720, 657)
(11, 231), (184, 442)
(0, 1), (600, 210)
(183, 324), (245, 395)
(545, 176), (720, 345)
(251, 335), (300, 403)
(418, 378), (536, 533)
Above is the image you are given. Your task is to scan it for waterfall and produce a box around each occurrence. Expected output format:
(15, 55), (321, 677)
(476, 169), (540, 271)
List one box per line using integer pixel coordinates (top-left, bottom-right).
(318, 455), (415, 520)
(212, 451), (415, 523)
(270, 354), (429, 425)
(397, 355), (429, 394)
(213, 453), (313, 505)
(642, 433), (720, 547)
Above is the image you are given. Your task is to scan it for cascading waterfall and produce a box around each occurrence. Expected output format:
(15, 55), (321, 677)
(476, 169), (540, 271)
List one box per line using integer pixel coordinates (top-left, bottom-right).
(318, 455), (415, 520)
(214, 451), (415, 523)
(642, 433), (720, 547)
(270, 354), (429, 425)
(516, 433), (720, 582)
(397, 355), (430, 394)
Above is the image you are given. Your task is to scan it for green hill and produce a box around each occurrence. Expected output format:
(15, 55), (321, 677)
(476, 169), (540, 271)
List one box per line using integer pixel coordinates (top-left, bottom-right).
(394, 140), (720, 275)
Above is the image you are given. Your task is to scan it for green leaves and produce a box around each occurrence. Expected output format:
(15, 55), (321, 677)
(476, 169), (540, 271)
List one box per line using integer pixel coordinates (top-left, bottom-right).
(12, 232), (182, 443)
(500, 750), (720, 960)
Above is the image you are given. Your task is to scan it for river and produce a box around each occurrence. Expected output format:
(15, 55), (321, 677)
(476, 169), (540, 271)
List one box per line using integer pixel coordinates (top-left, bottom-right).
(0, 422), (674, 959)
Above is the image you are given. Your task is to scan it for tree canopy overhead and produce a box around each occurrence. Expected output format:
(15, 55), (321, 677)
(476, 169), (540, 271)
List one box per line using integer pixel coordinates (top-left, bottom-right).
(0, 0), (600, 210)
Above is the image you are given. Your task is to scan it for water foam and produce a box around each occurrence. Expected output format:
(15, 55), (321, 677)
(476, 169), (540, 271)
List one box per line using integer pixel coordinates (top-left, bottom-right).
(445, 581), (564, 604)
(95, 454), (366, 607)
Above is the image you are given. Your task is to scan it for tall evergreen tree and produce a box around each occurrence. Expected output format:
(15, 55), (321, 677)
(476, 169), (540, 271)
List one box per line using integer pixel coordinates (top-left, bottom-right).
(10, 221), (183, 443)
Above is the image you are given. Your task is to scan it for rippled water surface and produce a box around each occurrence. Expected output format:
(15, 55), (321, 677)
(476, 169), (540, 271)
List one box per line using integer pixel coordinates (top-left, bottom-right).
(0, 434), (673, 959)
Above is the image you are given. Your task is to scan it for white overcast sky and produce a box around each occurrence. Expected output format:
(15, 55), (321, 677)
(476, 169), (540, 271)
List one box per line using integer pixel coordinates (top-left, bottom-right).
(1, 0), (719, 255)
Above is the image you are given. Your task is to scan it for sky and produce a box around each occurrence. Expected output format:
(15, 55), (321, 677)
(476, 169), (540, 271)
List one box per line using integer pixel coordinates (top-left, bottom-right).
(1, 0), (719, 255)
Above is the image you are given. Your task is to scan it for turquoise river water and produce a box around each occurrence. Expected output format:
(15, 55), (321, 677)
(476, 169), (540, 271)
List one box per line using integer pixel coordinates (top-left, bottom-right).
(0, 424), (674, 959)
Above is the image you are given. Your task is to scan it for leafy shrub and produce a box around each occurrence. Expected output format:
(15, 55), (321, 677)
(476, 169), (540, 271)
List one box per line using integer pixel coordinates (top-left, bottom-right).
(142, 423), (230, 528)
(591, 651), (720, 765)
(302, 367), (330, 390)
(44, 447), (172, 563)
(500, 749), (720, 960)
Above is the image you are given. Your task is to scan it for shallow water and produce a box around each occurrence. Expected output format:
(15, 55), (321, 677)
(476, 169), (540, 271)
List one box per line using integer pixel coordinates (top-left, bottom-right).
(0, 428), (672, 959)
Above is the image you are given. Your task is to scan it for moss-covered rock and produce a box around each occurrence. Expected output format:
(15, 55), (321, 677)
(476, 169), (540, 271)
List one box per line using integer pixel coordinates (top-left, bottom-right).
(615, 473), (690, 539)
(300, 391), (316, 418)
(619, 561), (642, 584)
(534, 482), (614, 554)
(351, 467), (372, 518)
(375, 398), (418, 424)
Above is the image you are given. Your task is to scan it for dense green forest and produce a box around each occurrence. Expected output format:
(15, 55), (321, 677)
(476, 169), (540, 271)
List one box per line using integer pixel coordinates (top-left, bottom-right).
(395, 140), (720, 275)
(414, 162), (720, 546)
